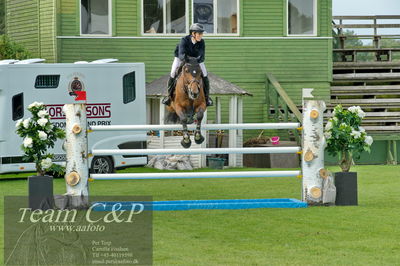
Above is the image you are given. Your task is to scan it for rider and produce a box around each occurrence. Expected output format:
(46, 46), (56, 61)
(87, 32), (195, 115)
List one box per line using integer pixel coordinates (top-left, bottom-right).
(162, 23), (213, 106)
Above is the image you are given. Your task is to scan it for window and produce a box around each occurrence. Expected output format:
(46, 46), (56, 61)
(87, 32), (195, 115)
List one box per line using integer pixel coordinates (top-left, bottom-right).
(12, 93), (23, 121)
(123, 72), (136, 104)
(193, 0), (238, 34)
(143, 0), (188, 34)
(35, 75), (60, 89)
(81, 0), (111, 35)
(118, 141), (147, 158)
(287, 0), (316, 36)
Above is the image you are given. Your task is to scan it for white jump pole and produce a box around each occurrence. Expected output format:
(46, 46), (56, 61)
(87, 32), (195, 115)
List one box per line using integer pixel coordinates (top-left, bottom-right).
(89, 123), (301, 132)
(91, 147), (301, 156)
(91, 170), (302, 180)
(63, 104), (89, 208)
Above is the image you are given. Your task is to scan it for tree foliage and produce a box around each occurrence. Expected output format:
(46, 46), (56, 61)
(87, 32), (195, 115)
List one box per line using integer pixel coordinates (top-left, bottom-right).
(0, 0), (4, 35)
(0, 35), (31, 60)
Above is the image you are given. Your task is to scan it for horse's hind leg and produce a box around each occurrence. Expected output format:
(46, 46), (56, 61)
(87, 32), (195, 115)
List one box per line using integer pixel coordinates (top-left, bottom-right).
(194, 108), (205, 145)
(176, 108), (191, 148)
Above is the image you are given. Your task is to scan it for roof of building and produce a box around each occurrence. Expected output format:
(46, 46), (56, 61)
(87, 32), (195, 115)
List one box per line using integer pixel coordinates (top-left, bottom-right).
(146, 72), (252, 97)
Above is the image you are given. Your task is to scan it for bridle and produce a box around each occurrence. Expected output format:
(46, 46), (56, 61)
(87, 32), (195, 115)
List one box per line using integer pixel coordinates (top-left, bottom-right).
(184, 77), (201, 93)
(180, 63), (201, 94)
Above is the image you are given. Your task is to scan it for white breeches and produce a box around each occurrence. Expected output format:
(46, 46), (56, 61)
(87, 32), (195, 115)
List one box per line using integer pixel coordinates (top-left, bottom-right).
(170, 57), (208, 78)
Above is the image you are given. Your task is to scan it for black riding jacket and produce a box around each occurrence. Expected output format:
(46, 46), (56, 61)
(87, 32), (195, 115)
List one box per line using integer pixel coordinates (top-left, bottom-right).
(174, 35), (205, 63)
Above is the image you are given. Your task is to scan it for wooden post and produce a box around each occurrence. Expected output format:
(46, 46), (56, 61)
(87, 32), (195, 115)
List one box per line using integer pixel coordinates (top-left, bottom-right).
(200, 109), (208, 168)
(216, 97), (221, 124)
(265, 77), (270, 119)
(387, 140), (397, 165)
(237, 97), (243, 167)
(63, 104), (89, 208)
(159, 98), (165, 148)
(339, 19), (345, 49)
(229, 95), (238, 167)
(301, 99), (326, 204)
(146, 99), (151, 124)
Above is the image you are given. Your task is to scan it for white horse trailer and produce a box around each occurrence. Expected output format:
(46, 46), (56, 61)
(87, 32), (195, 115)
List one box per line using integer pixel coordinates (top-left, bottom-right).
(0, 59), (147, 174)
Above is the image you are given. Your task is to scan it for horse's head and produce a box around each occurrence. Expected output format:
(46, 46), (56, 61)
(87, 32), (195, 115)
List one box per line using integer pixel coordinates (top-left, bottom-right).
(182, 56), (202, 100)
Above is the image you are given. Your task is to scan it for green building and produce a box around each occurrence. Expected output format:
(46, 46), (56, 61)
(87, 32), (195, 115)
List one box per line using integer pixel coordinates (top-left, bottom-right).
(5, 0), (332, 100)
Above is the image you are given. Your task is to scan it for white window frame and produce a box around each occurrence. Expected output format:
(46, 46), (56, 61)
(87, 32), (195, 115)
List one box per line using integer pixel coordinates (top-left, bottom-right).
(191, 0), (240, 36)
(141, 0), (190, 36)
(286, 0), (317, 37)
(79, 0), (112, 36)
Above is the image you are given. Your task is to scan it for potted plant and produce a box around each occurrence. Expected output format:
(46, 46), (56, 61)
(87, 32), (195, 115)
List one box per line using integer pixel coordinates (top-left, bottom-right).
(15, 101), (65, 210)
(324, 104), (373, 206)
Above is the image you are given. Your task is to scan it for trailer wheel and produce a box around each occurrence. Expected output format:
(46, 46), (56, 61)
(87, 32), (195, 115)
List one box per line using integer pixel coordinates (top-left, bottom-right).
(91, 156), (114, 174)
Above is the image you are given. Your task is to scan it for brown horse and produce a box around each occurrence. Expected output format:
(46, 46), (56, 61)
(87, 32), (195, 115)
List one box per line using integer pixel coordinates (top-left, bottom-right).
(165, 57), (207, 148)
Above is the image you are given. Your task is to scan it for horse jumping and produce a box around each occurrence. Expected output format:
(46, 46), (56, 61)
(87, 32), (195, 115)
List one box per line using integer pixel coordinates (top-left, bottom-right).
(165, 57), (207, 148)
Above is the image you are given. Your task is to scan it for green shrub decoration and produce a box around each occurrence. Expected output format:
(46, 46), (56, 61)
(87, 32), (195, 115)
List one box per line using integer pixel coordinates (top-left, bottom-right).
(0, 35), (31, 60)
(15, 102), (65, 176)
(324, 105), (373, 172)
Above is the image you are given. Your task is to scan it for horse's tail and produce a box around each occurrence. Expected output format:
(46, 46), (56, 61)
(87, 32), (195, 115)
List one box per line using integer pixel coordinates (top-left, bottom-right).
(164, 109), (180, 124)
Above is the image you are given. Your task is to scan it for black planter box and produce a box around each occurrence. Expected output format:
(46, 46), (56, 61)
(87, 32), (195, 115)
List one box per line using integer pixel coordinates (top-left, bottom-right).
(28, 175), (54, 210)
(334, 172), (358, 206)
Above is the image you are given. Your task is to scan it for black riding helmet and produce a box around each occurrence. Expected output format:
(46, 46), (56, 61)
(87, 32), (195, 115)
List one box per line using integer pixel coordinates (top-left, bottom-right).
(189, 23), (205, 34)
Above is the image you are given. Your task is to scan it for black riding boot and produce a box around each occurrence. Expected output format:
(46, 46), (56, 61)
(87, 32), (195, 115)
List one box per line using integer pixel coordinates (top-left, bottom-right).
(203, 76), (213, 106)
(162, 77), (176, 105)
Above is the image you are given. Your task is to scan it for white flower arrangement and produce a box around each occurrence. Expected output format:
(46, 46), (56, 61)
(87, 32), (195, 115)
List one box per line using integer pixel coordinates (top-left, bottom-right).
(22, 118), (31, 129)
(348, 105), (366, 119)
(15, 102), (65, 176)
(37, 118), (48, 127)
(23, 137), (33, 148)
(324, 105), (373, 172)
(38, 110), (48, 117)
(41, 158), (53, 170)
(350, 129), (361, 139)
(28, 101), (44, 109)
(38, 131), (48, 140)
(365, 136), (373, 146)
(15, 119), (23, 128)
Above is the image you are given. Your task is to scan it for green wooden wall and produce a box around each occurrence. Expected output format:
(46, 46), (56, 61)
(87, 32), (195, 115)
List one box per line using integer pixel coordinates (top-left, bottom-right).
(5, 0), (39, 55)
(5, 0), (56, 62)
(39, 0), (57, 62)
(57, 37), (332, 130)
(6, 0), (333, 138)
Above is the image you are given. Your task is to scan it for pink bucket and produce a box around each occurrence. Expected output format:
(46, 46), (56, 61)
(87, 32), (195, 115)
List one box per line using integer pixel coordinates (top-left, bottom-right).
(271, 136), (280, 145)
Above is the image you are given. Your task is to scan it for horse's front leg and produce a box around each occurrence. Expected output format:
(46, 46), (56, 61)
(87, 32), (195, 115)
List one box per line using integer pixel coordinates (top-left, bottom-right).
(194, 108), (205, 145)
(176, 108), (191, 148)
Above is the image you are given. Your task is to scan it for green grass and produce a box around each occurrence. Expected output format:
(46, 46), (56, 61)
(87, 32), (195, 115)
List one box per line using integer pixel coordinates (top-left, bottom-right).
(1, 165), (400, 265)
